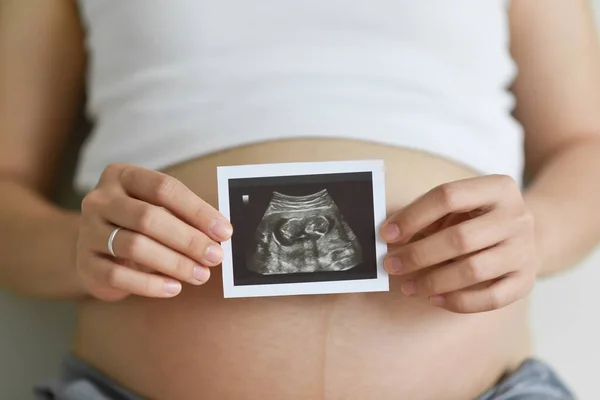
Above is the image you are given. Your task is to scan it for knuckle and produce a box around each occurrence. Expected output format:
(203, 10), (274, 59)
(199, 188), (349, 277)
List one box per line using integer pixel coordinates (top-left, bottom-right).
(185, 233), (200, 253)
(486, 287), (503, 311)
(451, 292), (471, 313)
(424, 273), (438, 294)
(495, 174), (516, 188)
(449, 225), (472, 252)
(174, 255), (194, 278)
(105, 267), (121, 288)
(118, 165), (133, 185)
(435, 183), (461, 210)
(462, 257), (486, 283)
(521, 271), (537, 293)
(522, 278), (534, 296)
(525, 273), (537, 292)
(121, 234), (145, 259)
(395, 215), (414, 237)
(100, 163), (128, 184)
(137, 205), (158, 232)
(104, 163), (125, 176)
(517, 209), (535, 229)
(192, 204), (209, 224)
(404, 246), (426, 268)
(153, 174), (179, 202)
(81, 190), (103, 213)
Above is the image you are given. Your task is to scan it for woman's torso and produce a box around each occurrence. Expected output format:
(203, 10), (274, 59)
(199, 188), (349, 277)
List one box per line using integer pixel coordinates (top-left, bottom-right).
(72, 1), (530, 399)
(74, 0), (523, 190)
(73, 140), (532, 400)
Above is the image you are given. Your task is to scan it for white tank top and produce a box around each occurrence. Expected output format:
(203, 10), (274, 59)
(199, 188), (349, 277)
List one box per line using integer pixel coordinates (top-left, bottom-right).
(75, 0), (523, 191)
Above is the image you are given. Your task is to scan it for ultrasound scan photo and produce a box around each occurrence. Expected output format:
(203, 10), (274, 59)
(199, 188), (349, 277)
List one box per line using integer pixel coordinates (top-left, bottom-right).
(218, 160), (388, 298)
(249, 189), (363, 275)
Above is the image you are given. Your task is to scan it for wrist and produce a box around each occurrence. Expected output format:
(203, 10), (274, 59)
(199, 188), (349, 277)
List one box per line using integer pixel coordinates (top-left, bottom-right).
(523, 191), (556, 277)
(61, 210), (89, 298)
(34, 210), (89, 299)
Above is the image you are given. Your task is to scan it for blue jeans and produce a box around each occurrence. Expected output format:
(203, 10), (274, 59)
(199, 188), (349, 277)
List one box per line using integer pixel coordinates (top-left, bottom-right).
(34, 356), (574, 399)
(477, 358), (575, 400)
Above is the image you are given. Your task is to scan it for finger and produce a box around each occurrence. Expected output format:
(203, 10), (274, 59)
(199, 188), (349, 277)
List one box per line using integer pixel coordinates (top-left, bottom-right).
(93, 222), (211, 285)
(101, 195), (224, 267)
(384, 210), (516, 275)
(118, 165), (233, 242)
(428, 272), (535, 314)
(401, 244), (515, 297)
(379, 175), (520, 244)
(92, 255), (183, 298)
(77, 254), (130, 302)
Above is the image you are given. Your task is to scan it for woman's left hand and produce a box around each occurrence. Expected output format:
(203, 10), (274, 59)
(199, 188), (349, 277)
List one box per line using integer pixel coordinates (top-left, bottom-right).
(379, 175), (539, 314)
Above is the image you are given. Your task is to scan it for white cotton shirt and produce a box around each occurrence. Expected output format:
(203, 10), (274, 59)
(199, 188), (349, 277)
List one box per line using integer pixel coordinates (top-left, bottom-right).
(74, 0), (523, 191)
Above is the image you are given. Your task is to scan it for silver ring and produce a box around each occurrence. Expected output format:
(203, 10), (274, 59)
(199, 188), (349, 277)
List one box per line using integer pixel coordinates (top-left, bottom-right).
(107, 227), (122, 258)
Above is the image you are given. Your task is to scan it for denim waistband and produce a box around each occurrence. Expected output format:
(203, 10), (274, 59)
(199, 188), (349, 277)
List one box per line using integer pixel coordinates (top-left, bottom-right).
(35, 355), (575, 399)
(477, 358), (575, 400)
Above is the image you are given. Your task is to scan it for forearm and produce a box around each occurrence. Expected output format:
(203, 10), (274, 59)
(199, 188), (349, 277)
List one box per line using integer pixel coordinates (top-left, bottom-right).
(524, 137), (600, 277)
(0, 178), (86, 299)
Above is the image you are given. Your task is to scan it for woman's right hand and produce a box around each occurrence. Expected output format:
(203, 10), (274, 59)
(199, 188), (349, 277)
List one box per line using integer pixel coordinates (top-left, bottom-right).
(76, 163), (233, 301)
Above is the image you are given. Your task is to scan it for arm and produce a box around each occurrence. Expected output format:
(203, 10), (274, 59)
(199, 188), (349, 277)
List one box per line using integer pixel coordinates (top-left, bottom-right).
(376, 0), (600, 313)
(0, 0), (86, 298)
(0, 1), (233, 301)
(510, 0), (600, 276)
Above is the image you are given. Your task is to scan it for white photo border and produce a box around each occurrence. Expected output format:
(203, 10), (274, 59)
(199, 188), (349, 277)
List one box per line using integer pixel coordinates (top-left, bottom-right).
(217, 160), (389, 298)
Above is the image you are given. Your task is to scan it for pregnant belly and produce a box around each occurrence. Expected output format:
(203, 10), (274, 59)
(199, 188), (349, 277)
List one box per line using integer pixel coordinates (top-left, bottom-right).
(72, 139), (532, 400)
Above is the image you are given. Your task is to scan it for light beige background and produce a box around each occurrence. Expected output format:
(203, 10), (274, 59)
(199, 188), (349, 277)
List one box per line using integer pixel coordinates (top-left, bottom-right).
(1, 2), (600, 399)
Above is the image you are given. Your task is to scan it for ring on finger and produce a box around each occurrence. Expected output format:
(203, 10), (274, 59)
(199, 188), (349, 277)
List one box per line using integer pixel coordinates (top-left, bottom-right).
(108, 227), (123, 258)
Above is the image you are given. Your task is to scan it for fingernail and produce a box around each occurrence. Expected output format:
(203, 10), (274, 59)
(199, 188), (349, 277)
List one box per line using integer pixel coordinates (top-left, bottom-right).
(385, 257), (403, 274)
(205, 245), (223, 264)
(193, 266), (210, 282)
(164, 280), (182, 295)
(211, 219), (233, 240)
(430, 295), (445, 306)
(401, 280), (417, 296)
(380, 223), (400, 242)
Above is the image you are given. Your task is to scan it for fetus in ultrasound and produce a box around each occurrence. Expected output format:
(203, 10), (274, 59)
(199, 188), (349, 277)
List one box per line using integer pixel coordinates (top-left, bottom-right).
(248, 189), (362, 275)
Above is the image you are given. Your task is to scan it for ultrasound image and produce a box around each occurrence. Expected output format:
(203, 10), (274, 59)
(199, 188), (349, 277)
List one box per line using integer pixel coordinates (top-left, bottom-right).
(248, 189), (363, 275)
(228, 171), (378, 287)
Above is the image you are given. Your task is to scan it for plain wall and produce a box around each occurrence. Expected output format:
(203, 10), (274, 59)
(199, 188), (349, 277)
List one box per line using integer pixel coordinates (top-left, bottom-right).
(1, 2), (600, 399)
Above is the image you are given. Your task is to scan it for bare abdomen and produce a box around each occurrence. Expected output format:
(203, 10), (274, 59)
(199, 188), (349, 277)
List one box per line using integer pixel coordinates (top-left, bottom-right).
(73, 139), (532, 400)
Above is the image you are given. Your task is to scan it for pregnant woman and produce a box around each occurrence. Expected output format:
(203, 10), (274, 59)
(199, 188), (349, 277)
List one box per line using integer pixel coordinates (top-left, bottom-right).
(1, 0), (600, 399)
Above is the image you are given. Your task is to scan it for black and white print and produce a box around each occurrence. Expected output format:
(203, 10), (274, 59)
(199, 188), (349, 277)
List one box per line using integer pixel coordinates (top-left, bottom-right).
(217, 160), (388, 298)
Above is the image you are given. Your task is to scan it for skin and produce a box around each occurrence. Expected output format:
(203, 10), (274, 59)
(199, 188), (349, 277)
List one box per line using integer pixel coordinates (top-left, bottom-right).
(74, 147), (524, 399)
(1, 0), (600, 398)
(77, 163), (233, 301)
(379, 175), (538, 313)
